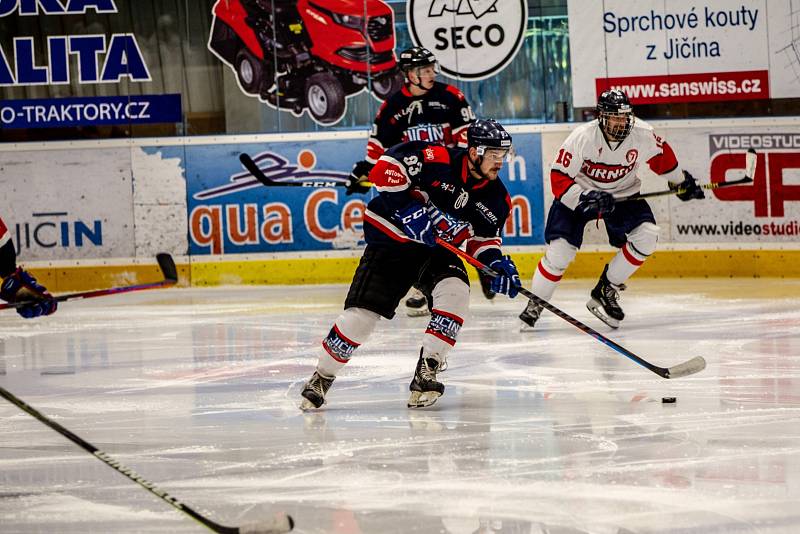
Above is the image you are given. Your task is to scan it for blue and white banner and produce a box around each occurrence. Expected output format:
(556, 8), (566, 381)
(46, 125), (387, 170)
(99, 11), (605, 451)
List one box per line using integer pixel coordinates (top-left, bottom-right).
(166, 132), (545, 255)
(0, 94), (182, 129)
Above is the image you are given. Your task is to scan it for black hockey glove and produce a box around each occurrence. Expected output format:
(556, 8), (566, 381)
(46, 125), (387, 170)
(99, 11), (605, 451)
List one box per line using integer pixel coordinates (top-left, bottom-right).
(576, 190), (615, 218)
(1, 268), (57, 319)
(346, 160), (374, 195)
(670, 170), (705, 201)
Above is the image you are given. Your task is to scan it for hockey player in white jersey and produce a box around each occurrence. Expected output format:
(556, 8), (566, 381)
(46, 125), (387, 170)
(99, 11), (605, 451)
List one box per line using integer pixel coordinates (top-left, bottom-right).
(519, 89), (704, 329)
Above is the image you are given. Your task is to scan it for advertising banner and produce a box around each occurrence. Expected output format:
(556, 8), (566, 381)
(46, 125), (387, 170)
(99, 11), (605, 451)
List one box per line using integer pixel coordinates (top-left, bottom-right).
(0, 95), (182, 129)
(1, 1), (181, 126)
(406, 0), (528, 81)
(178, 132), (545, 255)
(667, 128), (800, 243)
(207, 0), (403, 125)
(0, 147), (135, 260)
(568, 0), (800, 107)
(540, 121), (800, 245)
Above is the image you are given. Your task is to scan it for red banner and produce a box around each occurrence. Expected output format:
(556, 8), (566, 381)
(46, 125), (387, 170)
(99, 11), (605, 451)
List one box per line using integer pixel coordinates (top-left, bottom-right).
(596, 70), (769, 104)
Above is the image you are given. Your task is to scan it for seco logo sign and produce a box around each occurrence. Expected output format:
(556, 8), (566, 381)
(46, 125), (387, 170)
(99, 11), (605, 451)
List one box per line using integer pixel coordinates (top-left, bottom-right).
(407, 0), (528, 80)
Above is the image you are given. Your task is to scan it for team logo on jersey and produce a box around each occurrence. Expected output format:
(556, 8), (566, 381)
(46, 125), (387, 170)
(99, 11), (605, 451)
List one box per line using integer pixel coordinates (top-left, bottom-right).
(626, 149), (639, 164)
(455, 189), (470, 209)
(580, 159), (636, 183)
(407, 0), (528, 80)
(404, 100), (424, 119)
(475, 201), (497, 223)
(405, 123), (447, 143)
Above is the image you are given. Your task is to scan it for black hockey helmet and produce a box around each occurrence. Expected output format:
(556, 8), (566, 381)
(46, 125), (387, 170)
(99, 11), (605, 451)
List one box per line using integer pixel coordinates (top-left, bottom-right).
(597, 89), (634, 142)
(467, 119), (513, 155)
(398, 46), (437, 72)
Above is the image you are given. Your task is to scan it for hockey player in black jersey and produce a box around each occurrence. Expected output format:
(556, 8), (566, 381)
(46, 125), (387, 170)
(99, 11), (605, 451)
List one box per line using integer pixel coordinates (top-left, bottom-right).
(0, 216), (57, 319)
(300, 119), (521, 410)
(347, 46), (496, 314)
(347, 46), (475, 193)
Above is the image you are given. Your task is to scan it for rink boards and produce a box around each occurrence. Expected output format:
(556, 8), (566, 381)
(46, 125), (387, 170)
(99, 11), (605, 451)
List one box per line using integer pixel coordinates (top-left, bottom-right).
(1, 117), (799, 290)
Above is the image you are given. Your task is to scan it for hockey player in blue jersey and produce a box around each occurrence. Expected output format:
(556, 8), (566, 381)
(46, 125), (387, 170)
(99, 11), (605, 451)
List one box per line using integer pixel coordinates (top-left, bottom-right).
(300, 119), (521, 410)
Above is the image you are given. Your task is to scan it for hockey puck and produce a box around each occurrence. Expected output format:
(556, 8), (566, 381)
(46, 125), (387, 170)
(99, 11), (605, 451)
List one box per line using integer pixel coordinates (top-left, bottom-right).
(661, 397), (677, 403)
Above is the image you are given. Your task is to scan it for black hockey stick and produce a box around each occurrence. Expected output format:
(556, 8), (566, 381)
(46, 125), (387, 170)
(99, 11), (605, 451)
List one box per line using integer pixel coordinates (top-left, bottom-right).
(0, 385), (294, 534)
(436, 237), (706, 379)
(238, 153), (372, 188)
(623, 148), (757, 201)
(0, 253), (179, 311)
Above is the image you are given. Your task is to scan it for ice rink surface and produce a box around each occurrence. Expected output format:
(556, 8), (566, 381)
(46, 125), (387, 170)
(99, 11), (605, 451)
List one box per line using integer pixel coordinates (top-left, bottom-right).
(2, 278), (800, 534)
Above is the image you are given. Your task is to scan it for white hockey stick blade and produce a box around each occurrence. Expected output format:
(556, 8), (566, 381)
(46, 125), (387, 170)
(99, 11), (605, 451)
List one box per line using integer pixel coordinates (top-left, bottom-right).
(667, 356), (707, 379)
(239, 513), (294, 534)
(745, 148), (757, 178)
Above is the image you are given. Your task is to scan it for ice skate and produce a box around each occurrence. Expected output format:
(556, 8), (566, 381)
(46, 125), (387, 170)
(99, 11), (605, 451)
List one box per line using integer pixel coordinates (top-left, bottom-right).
(404, 287), (430, 317)
(586, 265), (626, 328)
(300, 370), (335, 410)
(408, 350), (445, 408)
(518, 300), (543, 332)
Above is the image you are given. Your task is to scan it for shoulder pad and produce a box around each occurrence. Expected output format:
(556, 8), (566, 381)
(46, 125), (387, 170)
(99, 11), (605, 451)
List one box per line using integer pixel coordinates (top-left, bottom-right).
(444, 84), (466, 100)
(632, 118), (654, 132)
(421, 144), (450, 164)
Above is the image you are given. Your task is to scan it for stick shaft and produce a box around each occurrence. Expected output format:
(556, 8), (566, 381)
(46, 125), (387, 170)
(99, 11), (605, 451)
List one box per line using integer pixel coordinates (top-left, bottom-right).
(0, 254), (177, 311)
(625, 149), (757, 201)
(435, 238), (672, 378)
(624, 177), (753, 201)
(0, 385), (235, 533)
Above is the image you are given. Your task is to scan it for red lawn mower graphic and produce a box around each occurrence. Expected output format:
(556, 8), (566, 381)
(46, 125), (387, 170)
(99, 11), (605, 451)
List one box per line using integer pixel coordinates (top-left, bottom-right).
(209, 0), (404, 124)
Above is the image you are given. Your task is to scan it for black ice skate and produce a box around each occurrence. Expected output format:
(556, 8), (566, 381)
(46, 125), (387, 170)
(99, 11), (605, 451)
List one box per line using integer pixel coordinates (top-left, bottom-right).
(586, 265), (626, 328)
(408, 350), (445, 408)
(300, 370), (335, 411)
(478, 273), (496, 301)
(519, 300), (544, 332)
(404, 288), (430, 317)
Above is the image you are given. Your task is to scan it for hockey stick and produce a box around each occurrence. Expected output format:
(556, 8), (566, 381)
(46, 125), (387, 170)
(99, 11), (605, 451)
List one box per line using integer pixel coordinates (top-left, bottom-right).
(239, 153), (372, 188)
(0, 385), (294, 534)
(0, 253), (178, 311)
(623, 148), (757, 201)
(436, 237), (706, 379)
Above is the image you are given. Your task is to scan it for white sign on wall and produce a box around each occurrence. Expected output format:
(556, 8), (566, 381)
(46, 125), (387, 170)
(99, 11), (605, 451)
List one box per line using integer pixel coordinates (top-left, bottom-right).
(568, 0), (800, 107)
(0, 148), (135, 260)
(407, 0), (528, 80)
(0, 146), (188, 261)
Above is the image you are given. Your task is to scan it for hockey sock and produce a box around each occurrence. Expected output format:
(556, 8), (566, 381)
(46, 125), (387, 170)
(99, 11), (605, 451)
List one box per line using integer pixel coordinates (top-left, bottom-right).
(317, 307), (379, 377)
(607, 244), (645, 285)
(531, 238), (577, 300)
(422, 277), (468, 362)
(607, 223), (658, 285)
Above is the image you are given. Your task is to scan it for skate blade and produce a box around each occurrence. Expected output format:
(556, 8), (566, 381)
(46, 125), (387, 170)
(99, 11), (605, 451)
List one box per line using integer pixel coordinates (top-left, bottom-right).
(405, 307), (431, 317)
(519, 321), (537, 333)
(407, 390), (441, 408)
(586, 299), (620, 329)
(299, 398), (323, 411)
